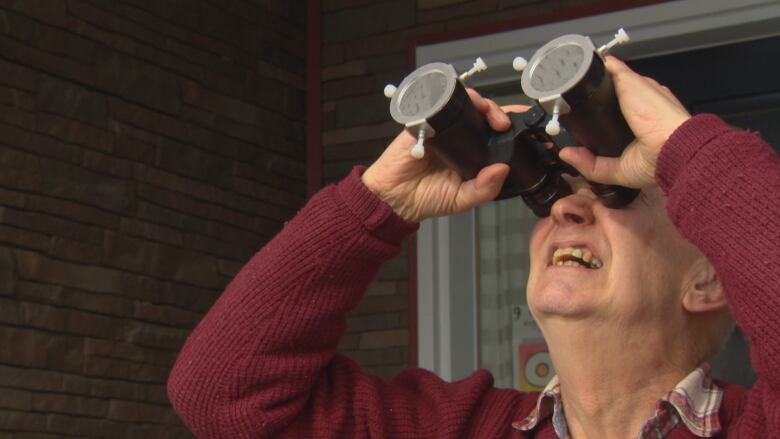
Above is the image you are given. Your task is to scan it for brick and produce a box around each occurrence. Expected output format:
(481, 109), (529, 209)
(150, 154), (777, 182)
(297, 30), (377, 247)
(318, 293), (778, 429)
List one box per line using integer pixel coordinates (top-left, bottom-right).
(322, 60), (368, 81)
(84, 354), (170, 384)
(84, 338), (178, 368)
(0, 186), (26, 208)
(31, 392), (106, 418)
(364, 281), (398, 297)
(35, 113), (113, 152)
(0, 207), (101, 244)
(0, 326), (84, 373)
(365, 364), (405, 379)
(95, 49), (182, 115)
(0, 121), (83, 165)
(418, 0), (470, 8)
(133, 301), (201, 328)
(322, 0), (416, 44)
(0, 59), (37, 91)
(347, 313), (401, 333)
(322, 120), (398, 146)
(26, 194), (120, 229)
(48, 237), (102, 264)
(0, 33), (97, 88)
(120, 218), (183, 247)
(124, 321), (190, 352)
(107, 399), (179, 424)
(159, 281), (220, 314)
(37, 158), (135, 214)
(36, 74), (107, 127)
(338, 333), (360, 350)
(359, 329), (409, 349)
(342, 347), (403, 366)
(14, 280), (135, 322)
(351, 295), (408, 315)
(416, 0), (498, 23)
(113, 134), (157, 165)
(0, 409), (46, 432)
(82, 150), (135, 179)
(0, 387), (32, 411)
(0, 247), (13, 296)
(0, 101), (36, 131)
(14, 250), (157, 302)
(182, 79), (261, 126)
(104, 232), (223, 289)
(377, 256), (408, 280)
(0, 224), (49, 252)
(0, 84), (35, 110)
(323, 139), (387, 162)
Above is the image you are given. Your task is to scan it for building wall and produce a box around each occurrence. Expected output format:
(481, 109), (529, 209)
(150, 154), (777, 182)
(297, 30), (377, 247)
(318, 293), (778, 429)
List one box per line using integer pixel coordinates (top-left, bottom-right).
(321, 0), (637, 378)
(0, 1), (306, 437)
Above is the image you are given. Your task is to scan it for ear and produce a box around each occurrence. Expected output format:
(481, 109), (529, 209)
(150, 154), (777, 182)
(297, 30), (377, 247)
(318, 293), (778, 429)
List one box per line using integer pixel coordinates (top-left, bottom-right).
(682, 259), (727, 313)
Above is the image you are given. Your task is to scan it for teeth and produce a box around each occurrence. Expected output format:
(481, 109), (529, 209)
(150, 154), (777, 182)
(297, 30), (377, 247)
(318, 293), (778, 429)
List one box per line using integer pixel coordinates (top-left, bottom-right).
(582, 250), (592, 263)
(551, 246), (602, 269)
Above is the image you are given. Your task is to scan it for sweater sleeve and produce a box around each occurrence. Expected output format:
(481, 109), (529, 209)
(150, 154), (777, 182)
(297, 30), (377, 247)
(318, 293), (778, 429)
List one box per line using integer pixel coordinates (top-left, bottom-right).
(166, 168), (517, 438)
(656, 114), (780, 436)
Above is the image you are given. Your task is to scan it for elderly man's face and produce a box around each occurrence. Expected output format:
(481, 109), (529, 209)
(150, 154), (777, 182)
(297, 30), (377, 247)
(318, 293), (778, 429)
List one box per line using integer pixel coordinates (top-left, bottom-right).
(527, 177), (701, 326)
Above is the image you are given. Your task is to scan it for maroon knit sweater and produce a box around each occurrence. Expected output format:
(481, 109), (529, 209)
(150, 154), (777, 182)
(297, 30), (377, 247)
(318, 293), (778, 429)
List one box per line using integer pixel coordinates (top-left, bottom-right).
(168, 114), (780, 438)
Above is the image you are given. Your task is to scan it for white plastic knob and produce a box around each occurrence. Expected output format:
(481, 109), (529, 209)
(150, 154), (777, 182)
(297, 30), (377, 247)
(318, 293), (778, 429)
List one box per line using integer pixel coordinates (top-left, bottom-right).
(545, 119), (560, 136)
(474, 57), (487, 72)
(411, 142), (425, 159)
(616, 28), (629, 44)
(384, 84), (397, 99)
(512, 57), (527, 72)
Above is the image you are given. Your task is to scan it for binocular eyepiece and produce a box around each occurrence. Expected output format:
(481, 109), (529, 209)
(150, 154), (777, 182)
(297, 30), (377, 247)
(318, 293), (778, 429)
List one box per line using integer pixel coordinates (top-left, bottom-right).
(386, 30), (639, 217)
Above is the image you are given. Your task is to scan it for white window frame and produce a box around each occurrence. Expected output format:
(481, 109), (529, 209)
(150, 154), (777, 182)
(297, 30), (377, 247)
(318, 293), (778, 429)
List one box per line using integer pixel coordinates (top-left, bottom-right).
(415, 0), (780, 380)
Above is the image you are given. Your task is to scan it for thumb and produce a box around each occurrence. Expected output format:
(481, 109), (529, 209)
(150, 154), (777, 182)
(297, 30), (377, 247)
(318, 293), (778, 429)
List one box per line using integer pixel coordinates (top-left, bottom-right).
(558, 147), (624, 186)
(454, 164), (509, 212)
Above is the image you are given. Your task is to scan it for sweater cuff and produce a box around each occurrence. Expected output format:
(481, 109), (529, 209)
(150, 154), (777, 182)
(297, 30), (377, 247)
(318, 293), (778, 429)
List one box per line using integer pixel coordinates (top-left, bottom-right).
(335, 166), (419, 245)
(656, 114), (732, 195)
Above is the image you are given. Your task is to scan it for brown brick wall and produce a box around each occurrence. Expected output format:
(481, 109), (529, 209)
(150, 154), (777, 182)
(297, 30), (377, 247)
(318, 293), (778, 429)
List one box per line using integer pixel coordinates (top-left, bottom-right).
(322, 0), (634, 378)
(0, 1), (305, 437)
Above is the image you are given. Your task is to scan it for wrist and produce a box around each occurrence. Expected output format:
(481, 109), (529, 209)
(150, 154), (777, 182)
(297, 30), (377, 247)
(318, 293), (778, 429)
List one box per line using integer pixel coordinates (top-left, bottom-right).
(361, 168), (420, 223)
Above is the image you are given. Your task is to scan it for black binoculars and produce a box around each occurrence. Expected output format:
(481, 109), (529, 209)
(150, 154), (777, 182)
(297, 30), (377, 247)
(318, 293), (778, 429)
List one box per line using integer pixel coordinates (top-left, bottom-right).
(386, 31), (639, 217)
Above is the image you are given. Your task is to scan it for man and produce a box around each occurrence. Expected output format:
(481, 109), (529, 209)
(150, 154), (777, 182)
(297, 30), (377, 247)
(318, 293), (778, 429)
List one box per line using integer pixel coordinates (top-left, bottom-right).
(167, 58), (780, 438)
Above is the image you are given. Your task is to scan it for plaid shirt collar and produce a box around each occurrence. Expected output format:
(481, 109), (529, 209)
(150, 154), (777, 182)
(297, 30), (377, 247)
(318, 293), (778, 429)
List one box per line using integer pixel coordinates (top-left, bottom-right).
(512, 363), (723, 439)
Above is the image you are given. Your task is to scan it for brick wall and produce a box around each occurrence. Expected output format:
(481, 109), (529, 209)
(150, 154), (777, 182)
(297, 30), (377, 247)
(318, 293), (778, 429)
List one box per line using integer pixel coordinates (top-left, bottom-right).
(322, 0), (632, 378)
(0, 1), (306, 437)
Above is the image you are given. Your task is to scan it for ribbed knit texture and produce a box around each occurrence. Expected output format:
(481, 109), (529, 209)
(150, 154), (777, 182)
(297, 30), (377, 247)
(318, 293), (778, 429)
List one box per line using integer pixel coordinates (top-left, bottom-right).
(168, 116), (780, 438)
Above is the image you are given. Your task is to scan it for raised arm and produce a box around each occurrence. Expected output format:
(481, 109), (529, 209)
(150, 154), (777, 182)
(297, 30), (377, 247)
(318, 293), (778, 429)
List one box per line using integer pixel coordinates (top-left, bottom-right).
(167, 91), (528, 437)
(561, 57), (780, 436)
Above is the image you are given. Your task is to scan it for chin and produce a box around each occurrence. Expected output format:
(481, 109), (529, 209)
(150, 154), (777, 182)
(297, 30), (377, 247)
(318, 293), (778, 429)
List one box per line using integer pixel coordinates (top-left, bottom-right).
(528, 280), (600, 319)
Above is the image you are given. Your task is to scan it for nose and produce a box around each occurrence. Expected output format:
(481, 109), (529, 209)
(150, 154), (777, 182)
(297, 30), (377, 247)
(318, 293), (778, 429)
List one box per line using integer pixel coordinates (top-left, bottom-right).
(550, 189), (596, 226)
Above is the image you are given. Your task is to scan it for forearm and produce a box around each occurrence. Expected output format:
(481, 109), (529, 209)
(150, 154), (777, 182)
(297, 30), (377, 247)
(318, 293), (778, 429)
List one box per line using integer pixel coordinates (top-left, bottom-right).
(167, 168), (417, 438)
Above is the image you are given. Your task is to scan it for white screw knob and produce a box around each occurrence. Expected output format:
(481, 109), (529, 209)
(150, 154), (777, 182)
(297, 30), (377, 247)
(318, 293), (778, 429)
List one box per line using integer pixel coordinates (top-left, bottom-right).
(459, 57), (488, 81)
(597, 27), (630, 56)
(384, 84), (397, 99)
(512, 57), (527, 72)
(411, 126), (427, 159)
(545, 119), (560, 136)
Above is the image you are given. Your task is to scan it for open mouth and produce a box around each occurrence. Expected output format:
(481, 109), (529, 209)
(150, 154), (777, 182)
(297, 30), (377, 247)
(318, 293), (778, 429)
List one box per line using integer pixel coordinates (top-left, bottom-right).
(551, 246), (603, 269)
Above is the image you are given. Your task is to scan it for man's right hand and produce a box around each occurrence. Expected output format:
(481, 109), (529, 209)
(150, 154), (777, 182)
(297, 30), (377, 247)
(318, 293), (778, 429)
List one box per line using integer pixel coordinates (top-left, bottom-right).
(362, 90), (522, 223)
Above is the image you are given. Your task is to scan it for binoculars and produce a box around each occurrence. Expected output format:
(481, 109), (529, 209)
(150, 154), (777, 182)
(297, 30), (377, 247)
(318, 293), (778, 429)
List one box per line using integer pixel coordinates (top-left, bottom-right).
(385, 29), (639, 217)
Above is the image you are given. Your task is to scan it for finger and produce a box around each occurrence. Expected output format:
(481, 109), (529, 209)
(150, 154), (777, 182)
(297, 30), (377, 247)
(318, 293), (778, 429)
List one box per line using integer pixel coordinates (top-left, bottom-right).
(453, 163), (509, 212)
(558, 147), (624, 186)
(466, 88), (489, 112)
(501, 104), (530, 114)
(484, 98), (510, 130)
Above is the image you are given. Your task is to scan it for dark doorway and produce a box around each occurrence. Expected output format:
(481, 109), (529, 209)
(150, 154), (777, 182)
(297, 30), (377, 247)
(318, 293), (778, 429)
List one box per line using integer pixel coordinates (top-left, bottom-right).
(627, 35), (780, 388)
